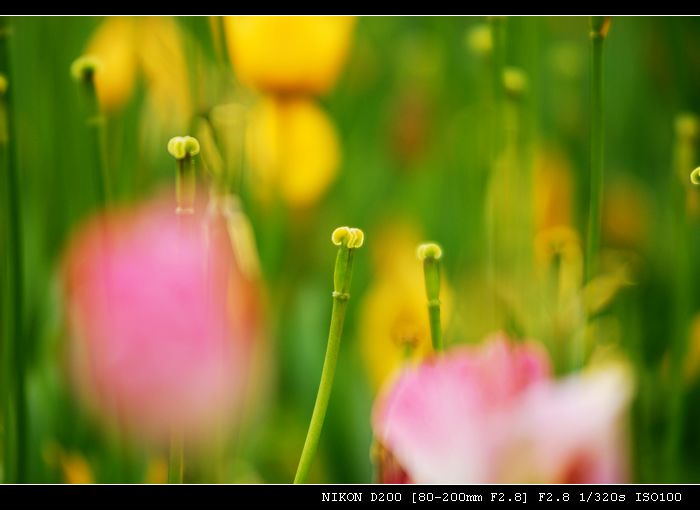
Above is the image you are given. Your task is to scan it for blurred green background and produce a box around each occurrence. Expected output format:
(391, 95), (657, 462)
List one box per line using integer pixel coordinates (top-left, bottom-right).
(3, 16), (700, 483)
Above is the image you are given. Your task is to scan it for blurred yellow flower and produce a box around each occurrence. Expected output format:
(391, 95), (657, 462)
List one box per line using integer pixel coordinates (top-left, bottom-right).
(43, 443), (94, 484)
(85, 16), (191, 128)
(534, 226), (583, 306)
(360, 223), (450, 390)
(602, 176), (651, 250)
(86, 17), (136, 110)
(684, 314), (700, 385)
(58, 451), (94, 484)
(223, 16), (356, 95)
(533, 148), (574, 233)
(145, 457), (168, 484)
(246, 96), (340, 208)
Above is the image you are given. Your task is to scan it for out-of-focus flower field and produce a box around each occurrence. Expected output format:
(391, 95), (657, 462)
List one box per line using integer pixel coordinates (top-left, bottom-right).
(2, 15), (700, 483)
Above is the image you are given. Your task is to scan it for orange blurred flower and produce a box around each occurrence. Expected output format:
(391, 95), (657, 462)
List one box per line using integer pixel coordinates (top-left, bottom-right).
(602, 176), (651, 250)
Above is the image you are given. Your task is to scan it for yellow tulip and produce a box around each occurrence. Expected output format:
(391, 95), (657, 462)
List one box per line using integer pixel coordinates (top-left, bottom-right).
(247, 96), (340, 208)
(534, 226), (583, 306)
(85, 16), (190, 128)
(533, 147), (574, 232)
(137, 17), (192, 130)
(86, 16), (137, 111)
(224, 16), (355, 95)
(61, 452), (95, 484)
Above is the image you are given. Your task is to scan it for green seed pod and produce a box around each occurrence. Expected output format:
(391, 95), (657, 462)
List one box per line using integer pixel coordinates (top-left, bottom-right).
(168, 136), (200, 160)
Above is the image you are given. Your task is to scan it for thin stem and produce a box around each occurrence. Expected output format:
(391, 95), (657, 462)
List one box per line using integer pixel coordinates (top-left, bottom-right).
(425, 261), (443, 352)
(503, 68), (531, 290)
(486, 16), (506, 329)
(489, 17), (506, 136)
(294, 228), (363, 484)
(427, 299), (442, 352)
(293, 288), (347, 484)
(168, 432), (184, 484)
(208, 16), (230, 72)
(166, 136), (200, 484)
(580, 17), (609, 371)
(585, 21), (606, 284)
(72, 58), (110, 205)
(176, 155), (196, 215)
(664, 114), (697, 481)
(0, 16), (27, 484)
(418, 243), (443, 352)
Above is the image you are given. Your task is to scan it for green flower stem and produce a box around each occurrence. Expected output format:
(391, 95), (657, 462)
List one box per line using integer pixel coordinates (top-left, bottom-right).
(418, 243), (444, 352)
(579, 17), (610, 371)
(584, 17), (609, 284)
(294, 227), (364, 484)
(503, 68), (532, 289)
(165, 136), (201, 484)
(486, 16), (506, 328)
(168, 432), (184, 484)
(488, 16), (506, 131)
(0, 16), (27, 484)
(176, 156), (196, 215)
(168, 135), (200, 216)
(664, 115), (698, 481)
(71, 56), (110, 205)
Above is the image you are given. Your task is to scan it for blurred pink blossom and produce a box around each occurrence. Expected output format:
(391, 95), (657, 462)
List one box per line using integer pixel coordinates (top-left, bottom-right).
(61, 193), (258, 442)
(372, 334), (632, 483)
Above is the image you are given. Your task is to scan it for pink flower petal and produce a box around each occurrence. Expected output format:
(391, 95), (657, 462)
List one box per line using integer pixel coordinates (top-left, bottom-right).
(372, 335), (631, 483)
(62, 193), (258, 442)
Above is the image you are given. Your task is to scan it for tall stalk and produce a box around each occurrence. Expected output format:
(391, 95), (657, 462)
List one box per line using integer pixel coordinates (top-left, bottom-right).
(71, 56), (110, 205)
(580, 17), (611, 370)
(0, 16), (27, 484)
(294, 227), (364, 484)
(664, 114), (698, 481)
(486, 16), (506, 328)
(585, 16), (610, 284)
(166, 135), (201, 484)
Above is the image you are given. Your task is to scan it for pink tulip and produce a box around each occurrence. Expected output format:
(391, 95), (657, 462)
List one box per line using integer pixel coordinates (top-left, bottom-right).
(372, 333), (631, 483)
(61, 193), (258, 442)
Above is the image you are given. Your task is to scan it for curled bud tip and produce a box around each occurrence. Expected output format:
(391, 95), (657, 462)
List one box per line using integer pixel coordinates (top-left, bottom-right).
(590, 16), (612, 39)
(70, 55), (101, 82)
(167, 136), (201, 160)
(675, 112), (700, 141)
(332, 226), (364, 248)
(0, 73), (7, 95)
(350, 228), (365, 248)
(691, 168), (700, 186)
(332, 226), (350, 245)
(503, 67), (528, 98)
(417, 242), (443, 261)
